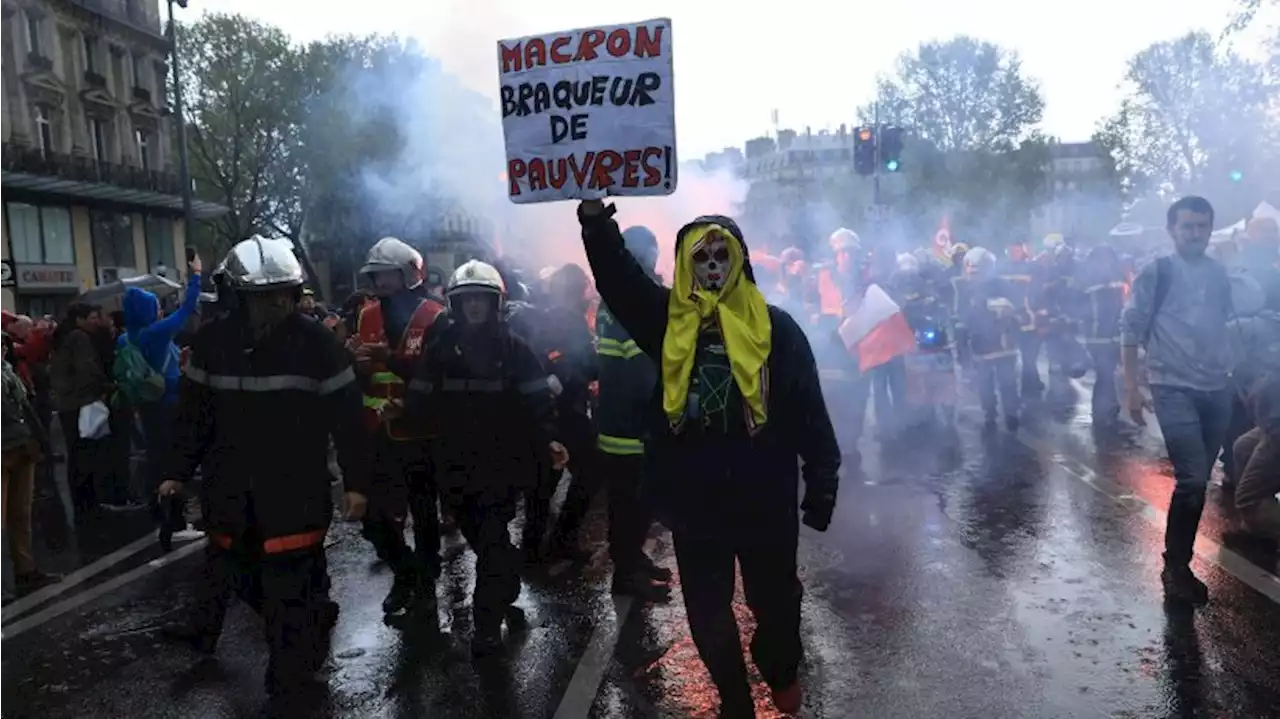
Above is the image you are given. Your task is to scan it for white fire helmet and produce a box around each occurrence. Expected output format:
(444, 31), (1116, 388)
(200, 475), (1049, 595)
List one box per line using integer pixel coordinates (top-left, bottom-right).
(216, 235), (305, 292)
(359, 237), (424, 290)
(963, 247), (996, 275)
(448, 260), (506, 297)
(829, 228), (860, 252)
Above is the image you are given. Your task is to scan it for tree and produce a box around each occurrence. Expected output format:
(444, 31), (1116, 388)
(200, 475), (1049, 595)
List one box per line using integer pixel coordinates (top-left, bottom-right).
(178, 14), (307, 255)
(1226, 0), (1279, 33)
(1097, 31), (1275, 214)
(860, 36), (1045, 153)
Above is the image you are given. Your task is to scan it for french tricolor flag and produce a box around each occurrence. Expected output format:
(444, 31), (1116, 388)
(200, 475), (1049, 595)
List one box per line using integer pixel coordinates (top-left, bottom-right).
(837, 284), (918, 373)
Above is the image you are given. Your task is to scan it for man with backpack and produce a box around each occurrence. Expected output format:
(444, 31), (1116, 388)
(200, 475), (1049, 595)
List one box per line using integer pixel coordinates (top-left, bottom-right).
(117, 253), (202, 522)
(1121, 196), (1236, 606)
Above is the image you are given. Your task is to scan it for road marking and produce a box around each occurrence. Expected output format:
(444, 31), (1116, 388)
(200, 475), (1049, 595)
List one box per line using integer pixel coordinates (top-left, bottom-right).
(2, 532), (158, 624)
(553, 594), (635, 719)
(1016, 433), (1280, 606)
(1, 539), (207, 641)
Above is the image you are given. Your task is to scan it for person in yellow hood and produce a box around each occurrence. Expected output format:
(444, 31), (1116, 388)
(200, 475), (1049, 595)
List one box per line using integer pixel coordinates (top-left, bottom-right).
(577, 199), (841, 718)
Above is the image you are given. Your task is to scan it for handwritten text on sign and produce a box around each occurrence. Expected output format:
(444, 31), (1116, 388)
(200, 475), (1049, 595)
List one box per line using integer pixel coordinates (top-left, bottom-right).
(498, 19), (676, 204)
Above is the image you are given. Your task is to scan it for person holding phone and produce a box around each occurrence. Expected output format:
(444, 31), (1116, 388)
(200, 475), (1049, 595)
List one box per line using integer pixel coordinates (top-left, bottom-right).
(118, 247), (202, 520)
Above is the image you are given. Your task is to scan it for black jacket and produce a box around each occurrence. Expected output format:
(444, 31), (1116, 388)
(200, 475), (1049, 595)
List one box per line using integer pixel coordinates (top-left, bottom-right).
(406, 311), (557, 498)
(579, 205), (841, 538)
(167, 312), (370, 541)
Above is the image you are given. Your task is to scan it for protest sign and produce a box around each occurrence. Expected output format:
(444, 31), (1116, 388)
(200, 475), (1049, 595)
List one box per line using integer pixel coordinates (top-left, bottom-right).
(497, 18), (676, 204)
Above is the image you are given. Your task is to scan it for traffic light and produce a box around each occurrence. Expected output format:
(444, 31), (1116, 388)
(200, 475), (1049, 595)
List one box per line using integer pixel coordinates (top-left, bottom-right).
(880, 126), (904, 172)
(854, 126), (876, 176)
(1229, 169), (1244, 182)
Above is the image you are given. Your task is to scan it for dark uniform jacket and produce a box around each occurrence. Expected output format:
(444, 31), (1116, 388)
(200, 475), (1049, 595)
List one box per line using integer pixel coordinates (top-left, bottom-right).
(595, 302), (657, 455)
(168, 312), (370, 542)
(406, 312), (557, 498)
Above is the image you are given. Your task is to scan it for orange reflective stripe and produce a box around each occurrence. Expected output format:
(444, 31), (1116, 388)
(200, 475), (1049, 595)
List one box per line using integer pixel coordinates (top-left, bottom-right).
(263, 529), (327, 554)
(210, 529), (326, 554)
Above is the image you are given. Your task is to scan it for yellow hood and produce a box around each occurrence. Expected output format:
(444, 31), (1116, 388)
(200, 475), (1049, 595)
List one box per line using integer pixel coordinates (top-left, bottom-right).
(661, 224), (772, 429)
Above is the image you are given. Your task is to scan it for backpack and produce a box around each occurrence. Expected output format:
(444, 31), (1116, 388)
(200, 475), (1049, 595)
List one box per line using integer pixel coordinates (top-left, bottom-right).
(1146, 256), (1234, 343)
(113, 339), (172, 405)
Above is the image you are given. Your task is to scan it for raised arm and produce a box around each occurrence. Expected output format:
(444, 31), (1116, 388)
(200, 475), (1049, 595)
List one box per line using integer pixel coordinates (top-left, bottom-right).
(578, 201), (669, 358)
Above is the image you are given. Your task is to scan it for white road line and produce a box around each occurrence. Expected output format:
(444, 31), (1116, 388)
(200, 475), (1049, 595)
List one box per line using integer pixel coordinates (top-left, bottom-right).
(1018, 435), (1280, 606)
(2, 532), (158, 624)
(1, 539), (208, 641)
(553, 595), (635, 719)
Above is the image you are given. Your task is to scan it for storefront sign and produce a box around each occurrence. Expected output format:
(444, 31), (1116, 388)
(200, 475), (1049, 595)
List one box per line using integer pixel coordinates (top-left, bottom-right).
(15, 263), (80, 292)
(1, 260), (13, 288)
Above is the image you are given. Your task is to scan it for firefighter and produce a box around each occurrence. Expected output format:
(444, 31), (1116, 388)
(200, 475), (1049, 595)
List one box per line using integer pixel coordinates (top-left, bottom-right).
(960, 247), (1021, 432)
(536, 263), (600, 563)
(997, 240), (1044, 401)
(406, 260), (568, 657)
(596, 225), (673, 602)
(1075, 245), (1127, 428)
(578, 201), (841, 717)
(351, 237), (446, 618)
(159, 236), (369, 704)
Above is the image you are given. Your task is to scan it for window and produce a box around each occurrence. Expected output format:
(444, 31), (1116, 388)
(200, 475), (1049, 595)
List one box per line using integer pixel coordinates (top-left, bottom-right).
(145, 216), (176, 273)
(135, 129), (150, 170)
(34, 105), (53, 156)
(131, 54), (145, 88)
(90, 117), (108, 162)
(90, 210), (136, 268)
(83, 35), (98, 73)
(4, 203), (75, 265)
(26, 13), (41, 56)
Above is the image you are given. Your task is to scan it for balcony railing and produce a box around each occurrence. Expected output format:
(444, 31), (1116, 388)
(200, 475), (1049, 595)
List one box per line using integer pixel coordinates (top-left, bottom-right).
(25, 53), (53, 72)
(83, 70), (108, 89)
(132, 86), (152, 103)
(2, 142), (182, 196)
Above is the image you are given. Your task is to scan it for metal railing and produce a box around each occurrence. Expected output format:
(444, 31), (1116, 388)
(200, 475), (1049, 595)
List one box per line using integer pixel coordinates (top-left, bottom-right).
(2, 142), (183, 196)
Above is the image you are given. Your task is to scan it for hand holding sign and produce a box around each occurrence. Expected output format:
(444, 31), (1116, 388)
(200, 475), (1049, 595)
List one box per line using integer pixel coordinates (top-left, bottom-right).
(498, 19), (677, 204)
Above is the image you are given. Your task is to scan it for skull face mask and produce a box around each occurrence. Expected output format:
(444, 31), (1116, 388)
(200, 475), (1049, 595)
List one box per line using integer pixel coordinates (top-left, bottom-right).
(691, 232), (733, 292)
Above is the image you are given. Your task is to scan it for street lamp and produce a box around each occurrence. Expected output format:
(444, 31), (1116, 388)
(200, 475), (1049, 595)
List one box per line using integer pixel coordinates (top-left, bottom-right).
(167, 0), (195, 258)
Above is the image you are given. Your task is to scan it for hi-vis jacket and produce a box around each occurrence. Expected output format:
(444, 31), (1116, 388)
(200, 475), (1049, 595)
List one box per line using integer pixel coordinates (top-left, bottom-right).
(354, 296), (445, 440)
(595, 303), (656, 456)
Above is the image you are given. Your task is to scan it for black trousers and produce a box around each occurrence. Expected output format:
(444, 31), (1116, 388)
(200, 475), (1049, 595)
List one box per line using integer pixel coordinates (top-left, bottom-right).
(190, 538), (334, 689)
(363, 435), (439, 582)
(1016, 331), (1044, 397)
(550, 416), (599, 546)
(673, 527), (803, 715)
(448, 489), (521, 633)
(602, 452), (652, 575)
(977, 355), (1020, 420)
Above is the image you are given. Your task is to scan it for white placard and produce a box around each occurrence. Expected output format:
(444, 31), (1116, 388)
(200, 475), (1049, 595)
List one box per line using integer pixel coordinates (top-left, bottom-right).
(497, 18), (677, 204)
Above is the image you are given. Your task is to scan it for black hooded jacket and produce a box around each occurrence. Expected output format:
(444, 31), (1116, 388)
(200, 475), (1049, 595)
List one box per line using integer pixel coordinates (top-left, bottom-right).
(578, 204), (841, 539)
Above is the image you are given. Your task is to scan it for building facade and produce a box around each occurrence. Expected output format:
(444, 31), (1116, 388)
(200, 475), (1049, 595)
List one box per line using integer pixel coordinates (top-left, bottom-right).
(1, 0), (226, 316)
(1030, 140), (1120, 243)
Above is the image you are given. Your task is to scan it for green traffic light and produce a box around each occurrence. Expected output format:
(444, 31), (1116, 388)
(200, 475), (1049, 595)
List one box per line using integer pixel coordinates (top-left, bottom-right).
(1229, 170), (1244, 182)
(886, 160), (899, 172)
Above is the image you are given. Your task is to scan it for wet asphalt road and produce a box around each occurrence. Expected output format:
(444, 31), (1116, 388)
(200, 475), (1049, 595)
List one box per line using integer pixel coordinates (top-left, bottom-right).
(3, 378), (1279, 719)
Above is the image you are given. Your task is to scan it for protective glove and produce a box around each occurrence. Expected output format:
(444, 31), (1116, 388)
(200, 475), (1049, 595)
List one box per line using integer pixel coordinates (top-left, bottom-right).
(800, 489), (836, 532)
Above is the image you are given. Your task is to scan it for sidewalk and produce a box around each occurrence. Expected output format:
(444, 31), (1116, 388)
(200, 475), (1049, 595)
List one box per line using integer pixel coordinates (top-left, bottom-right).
(16, 416), (159, 581)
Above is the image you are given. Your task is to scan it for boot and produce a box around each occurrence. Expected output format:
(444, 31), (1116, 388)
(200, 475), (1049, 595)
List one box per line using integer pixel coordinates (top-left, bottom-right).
(1161, 566), (1208, 606)
(471, 625), (504, 659)
(772, 681), (803, 715)
(612, 570), (672, 603)
(639, 555), (673, 583)
(382, 570), (417, 615)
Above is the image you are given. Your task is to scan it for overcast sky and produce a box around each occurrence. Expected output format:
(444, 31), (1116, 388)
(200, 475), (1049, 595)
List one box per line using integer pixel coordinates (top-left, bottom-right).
(190, 0), (1259, 158)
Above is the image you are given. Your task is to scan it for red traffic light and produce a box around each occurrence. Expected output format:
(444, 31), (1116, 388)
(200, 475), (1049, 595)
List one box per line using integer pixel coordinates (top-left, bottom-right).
(857, 128), (873, 141)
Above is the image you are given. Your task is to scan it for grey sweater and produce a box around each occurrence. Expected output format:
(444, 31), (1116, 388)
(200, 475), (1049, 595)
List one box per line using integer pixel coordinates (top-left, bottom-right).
(1121, 253), (1235, 392)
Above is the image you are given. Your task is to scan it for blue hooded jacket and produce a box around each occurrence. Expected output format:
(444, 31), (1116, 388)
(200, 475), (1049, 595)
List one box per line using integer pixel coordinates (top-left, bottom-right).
(119, 272), (201, 405)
